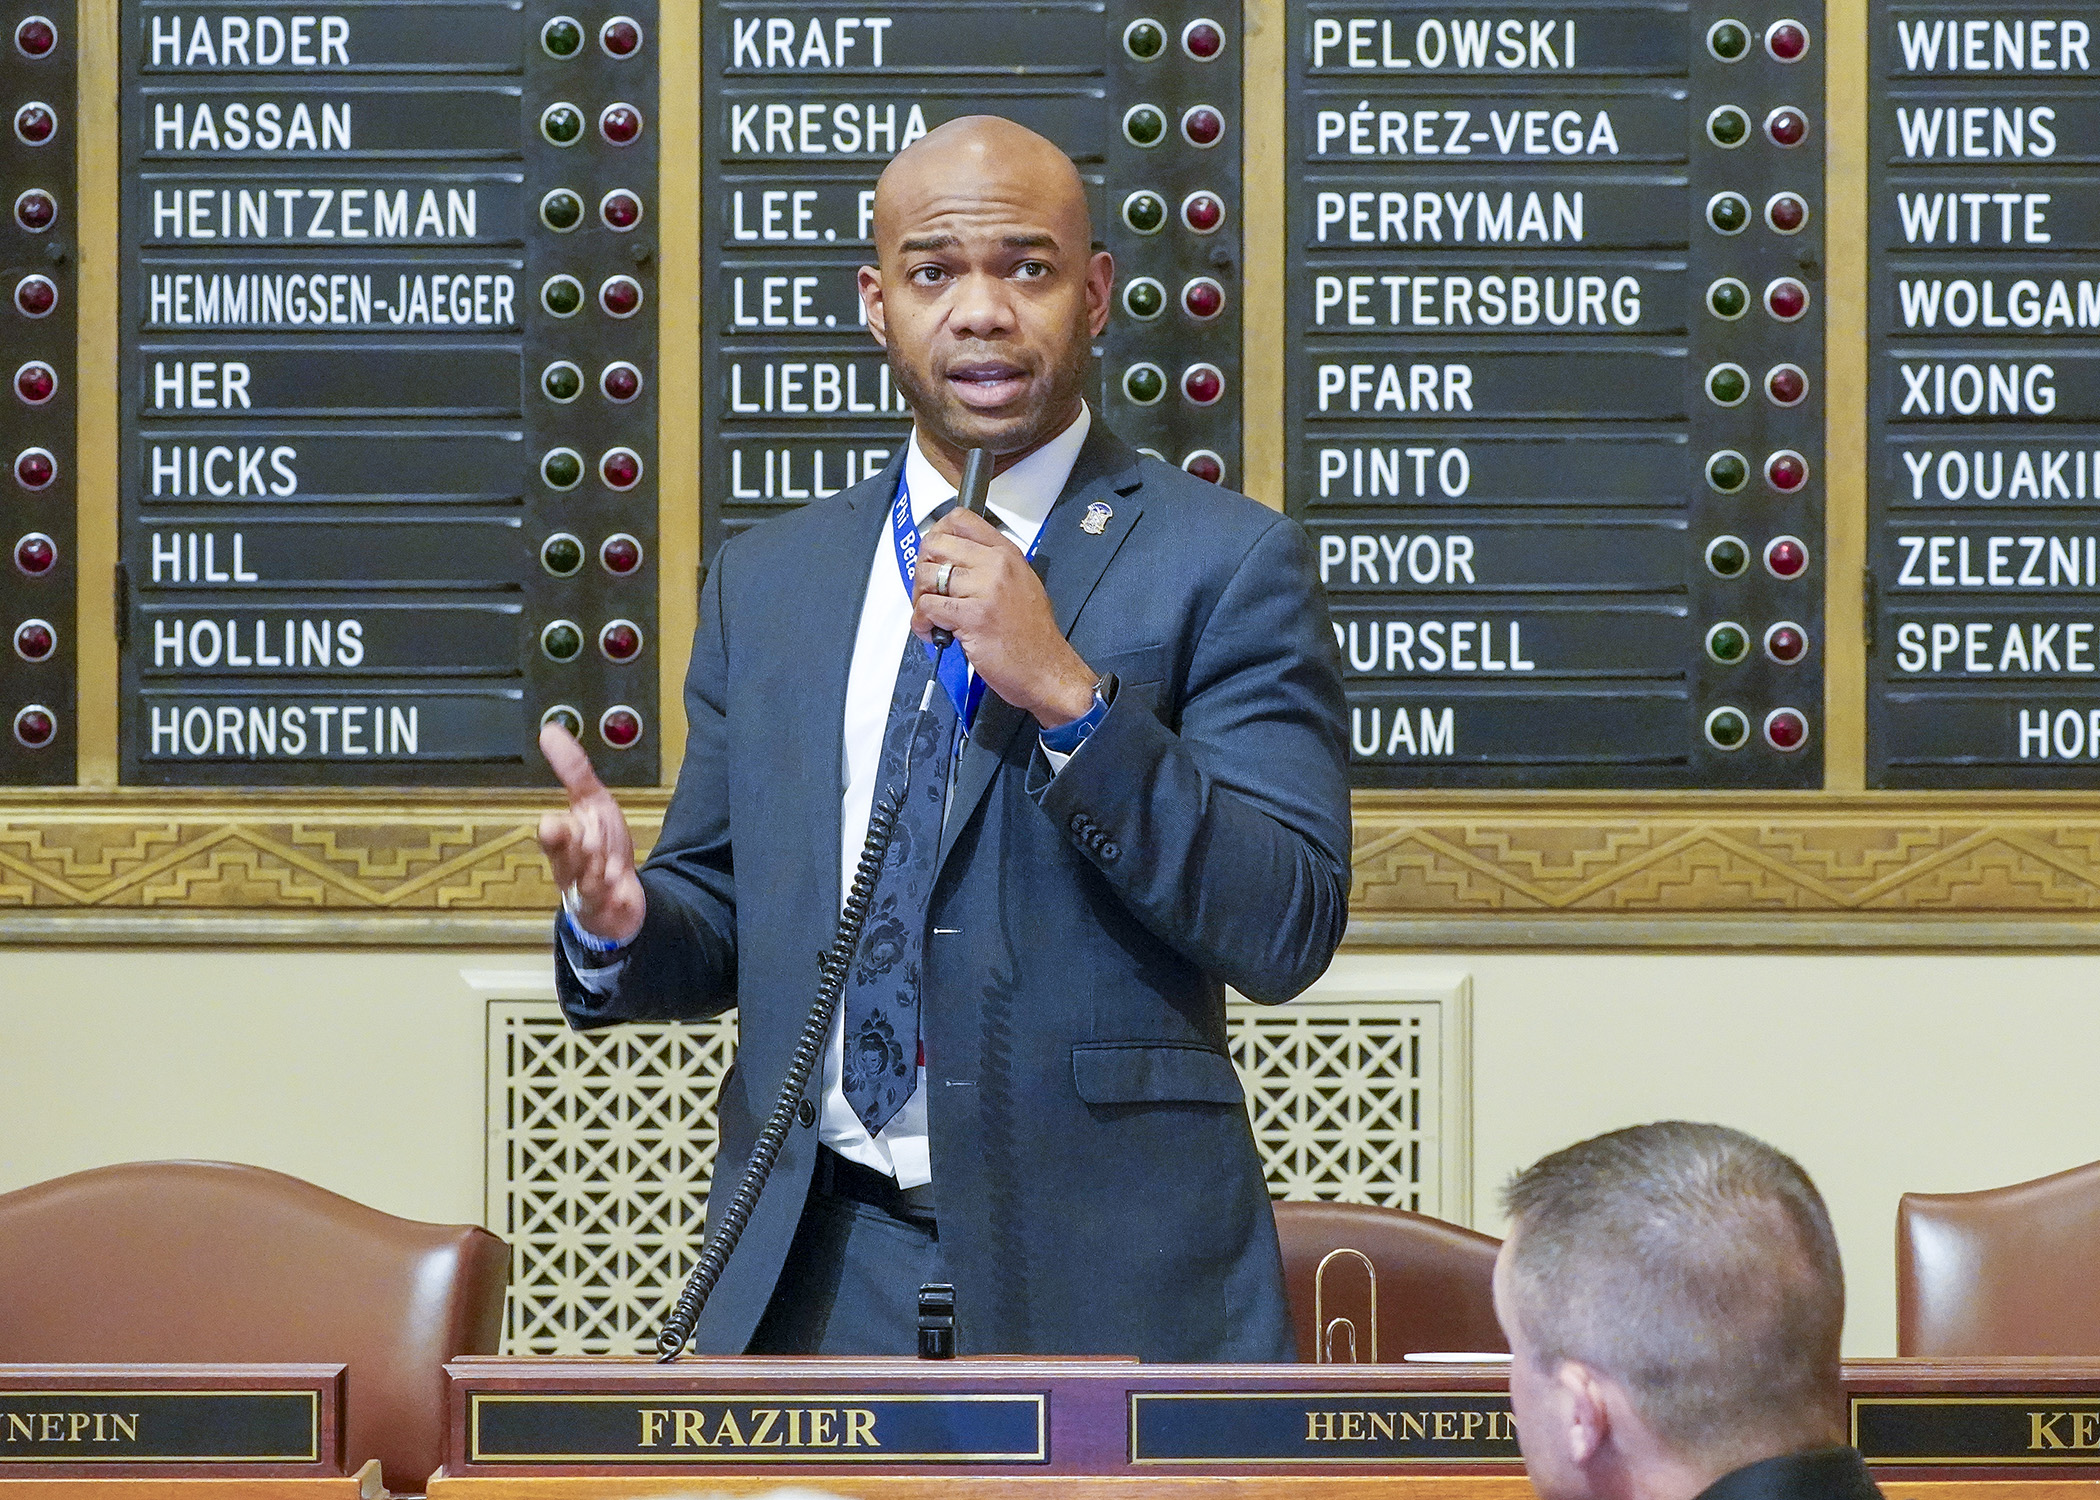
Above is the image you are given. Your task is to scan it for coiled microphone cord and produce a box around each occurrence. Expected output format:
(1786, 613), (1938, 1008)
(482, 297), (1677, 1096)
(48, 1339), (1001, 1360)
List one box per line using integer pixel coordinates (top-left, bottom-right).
(654, 672), (941, 1360)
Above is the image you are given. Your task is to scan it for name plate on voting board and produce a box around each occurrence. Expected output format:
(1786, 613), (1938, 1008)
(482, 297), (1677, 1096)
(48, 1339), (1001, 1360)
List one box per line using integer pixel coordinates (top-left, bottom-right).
(0, 1364), (344, 1477)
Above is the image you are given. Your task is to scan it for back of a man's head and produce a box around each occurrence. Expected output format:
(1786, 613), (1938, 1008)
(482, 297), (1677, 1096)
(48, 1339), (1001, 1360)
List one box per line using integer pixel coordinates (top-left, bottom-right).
(1499, 1122), (1846, 1474)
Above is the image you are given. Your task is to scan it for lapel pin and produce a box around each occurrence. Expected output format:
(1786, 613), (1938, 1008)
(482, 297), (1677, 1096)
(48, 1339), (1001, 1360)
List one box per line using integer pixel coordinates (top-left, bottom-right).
(1081, 501), (1113, 535)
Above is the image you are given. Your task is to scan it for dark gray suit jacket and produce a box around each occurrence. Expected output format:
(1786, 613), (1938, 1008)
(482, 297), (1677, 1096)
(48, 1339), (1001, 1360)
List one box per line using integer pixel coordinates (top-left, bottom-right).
(557, 419), (1352, 1360)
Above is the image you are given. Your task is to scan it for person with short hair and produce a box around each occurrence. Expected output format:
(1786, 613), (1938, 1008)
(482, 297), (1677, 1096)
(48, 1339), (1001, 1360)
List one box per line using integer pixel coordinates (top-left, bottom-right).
(1494, 1122), (1882, 1500)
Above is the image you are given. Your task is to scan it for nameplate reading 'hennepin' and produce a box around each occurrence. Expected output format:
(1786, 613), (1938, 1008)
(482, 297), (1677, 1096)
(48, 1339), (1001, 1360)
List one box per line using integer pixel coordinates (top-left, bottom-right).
(1131, 1393), (1521, 1464)
(467, 1393), (1047, 1464)
(0, 1390), (319, 1463)
(1855, 1397), (2100, 1464)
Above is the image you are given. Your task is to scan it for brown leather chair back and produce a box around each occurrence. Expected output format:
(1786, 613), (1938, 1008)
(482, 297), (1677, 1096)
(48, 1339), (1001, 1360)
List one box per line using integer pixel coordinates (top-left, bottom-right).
(1899, 1157), (2100, 1356)
(1273, 1200), (1506, 1362)
(0, 1161), (508, 1491)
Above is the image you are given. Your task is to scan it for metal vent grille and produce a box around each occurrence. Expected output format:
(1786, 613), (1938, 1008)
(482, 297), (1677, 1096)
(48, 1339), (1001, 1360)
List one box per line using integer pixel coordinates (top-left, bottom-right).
(487, 994), (1453, 1356)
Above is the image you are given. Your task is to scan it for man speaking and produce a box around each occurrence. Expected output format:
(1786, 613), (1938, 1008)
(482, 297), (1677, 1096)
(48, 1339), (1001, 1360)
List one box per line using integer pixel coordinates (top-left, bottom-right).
(537, 117), (1351, 1360)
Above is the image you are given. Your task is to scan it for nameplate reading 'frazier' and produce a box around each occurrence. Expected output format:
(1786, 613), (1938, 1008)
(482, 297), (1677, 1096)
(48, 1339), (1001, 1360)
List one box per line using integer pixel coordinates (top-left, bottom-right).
(1854, 1397), (2100, 1464)
(0, 1390), (319, 1464)
(465, 1393), (1048, 1464)
(1130, 1392), (1521, 1464)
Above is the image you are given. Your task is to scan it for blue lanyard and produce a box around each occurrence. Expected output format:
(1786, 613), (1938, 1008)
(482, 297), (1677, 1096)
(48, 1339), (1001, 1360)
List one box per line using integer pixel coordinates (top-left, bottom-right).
(889, 471), (1042, 731)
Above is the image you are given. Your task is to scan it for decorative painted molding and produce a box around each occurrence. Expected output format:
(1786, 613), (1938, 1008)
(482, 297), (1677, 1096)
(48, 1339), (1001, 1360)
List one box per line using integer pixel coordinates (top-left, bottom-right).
(7, 792), (2100, 941)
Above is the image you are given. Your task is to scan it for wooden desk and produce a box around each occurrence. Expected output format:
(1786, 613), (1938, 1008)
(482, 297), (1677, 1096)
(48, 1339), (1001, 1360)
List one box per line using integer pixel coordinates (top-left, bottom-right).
(425, 1357), (2100, 1499)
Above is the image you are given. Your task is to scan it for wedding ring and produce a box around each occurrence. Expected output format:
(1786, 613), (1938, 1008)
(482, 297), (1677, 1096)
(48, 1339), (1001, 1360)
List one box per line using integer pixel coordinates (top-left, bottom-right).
(934, 561), (956, 596)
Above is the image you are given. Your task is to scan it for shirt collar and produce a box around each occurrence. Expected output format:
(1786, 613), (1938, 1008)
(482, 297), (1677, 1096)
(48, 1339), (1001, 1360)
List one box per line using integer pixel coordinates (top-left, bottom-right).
(1693, 1447), (1883, 1500)
(902, 402), (1093, 543)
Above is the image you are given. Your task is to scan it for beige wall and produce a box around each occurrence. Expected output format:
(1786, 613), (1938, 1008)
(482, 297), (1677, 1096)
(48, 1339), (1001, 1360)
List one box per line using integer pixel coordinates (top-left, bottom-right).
(4, 943), (2096, 1357)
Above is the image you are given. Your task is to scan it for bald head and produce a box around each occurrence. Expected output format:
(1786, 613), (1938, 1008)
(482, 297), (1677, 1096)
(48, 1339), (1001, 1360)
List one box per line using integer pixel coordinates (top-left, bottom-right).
(873, 116), (1093, 266)
(856, 115), (1112, 476)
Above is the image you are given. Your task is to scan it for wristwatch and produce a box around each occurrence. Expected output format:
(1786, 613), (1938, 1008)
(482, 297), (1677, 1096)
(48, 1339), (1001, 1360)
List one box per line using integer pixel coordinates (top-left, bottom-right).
(1041, 673), (1117, 755)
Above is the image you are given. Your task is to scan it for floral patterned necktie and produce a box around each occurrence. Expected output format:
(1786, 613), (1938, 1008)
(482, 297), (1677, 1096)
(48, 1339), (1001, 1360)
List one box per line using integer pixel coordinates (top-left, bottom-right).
(840, 635), (959, 1136)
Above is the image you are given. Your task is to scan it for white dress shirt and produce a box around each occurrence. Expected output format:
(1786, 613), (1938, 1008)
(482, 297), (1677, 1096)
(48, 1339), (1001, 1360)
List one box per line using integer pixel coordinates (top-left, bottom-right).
(825, 403), (1092, 1186)
(564, 405), (1095, 1190)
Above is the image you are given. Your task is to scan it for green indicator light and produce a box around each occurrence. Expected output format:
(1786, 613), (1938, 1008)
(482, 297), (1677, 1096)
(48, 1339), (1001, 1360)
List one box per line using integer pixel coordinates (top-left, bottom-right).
(1706, 536), (1750, 578)
(540, 533), (584, 577)
(541, 361), (582, 402)
(1707, 19), (1750, 58)
(1123, 191), (1167, 234)
(1707, 192), (1750, 234)
(1705, 706), (1750, 750)
(1706, 451), (1749, 492)
(1123, 363), (1165, 404)
(1706, 278), (1748, 319)
(540, 621), (583, 662)
(541, 16), (583, 56)
(1706, 622), (1750, 664)
(1123, 18), (1166, 58)
(1706, 363), (1748, 406)
(540, 704), (583, 738)
(540, 189), (583, 232)
(1123, 104), (1167, 147)
(1123, 278), (1165, 319)
(540, 103), (583, 145)
(541, 448), (583, 490)
(541, 275), (583, 317)
(1707, 106), (1750, 146)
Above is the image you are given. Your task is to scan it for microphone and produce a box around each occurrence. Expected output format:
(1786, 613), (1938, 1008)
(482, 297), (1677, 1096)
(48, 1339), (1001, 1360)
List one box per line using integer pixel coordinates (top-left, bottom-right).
(930, 447), (993, 649)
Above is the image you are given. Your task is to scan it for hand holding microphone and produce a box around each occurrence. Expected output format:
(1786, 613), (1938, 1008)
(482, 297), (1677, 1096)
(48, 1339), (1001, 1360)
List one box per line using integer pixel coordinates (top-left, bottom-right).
(912, 447), (1100, 732)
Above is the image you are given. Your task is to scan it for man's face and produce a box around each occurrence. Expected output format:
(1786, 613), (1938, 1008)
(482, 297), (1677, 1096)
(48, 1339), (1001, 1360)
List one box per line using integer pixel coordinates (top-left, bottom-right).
(1494, 1238), (1593, 1500)
(859, 163), (1112, 458)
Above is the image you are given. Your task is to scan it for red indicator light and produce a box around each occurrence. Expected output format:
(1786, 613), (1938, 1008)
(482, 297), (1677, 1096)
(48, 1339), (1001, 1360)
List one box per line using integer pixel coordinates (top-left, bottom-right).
(1181, 277), (1225, 320)
(1181, 363), (1224, 405)
(1765, 363), (1808, 406)
(14, 16), (56, 56)
(1180, 191), (1225, 233)
(12, 705), (55, 749)
(14, 447), (55, 490)
(1764, 622), (1808, 663)
(599, 705), (644, 748)
(13, 533), (56, 576)
(1765, 450), (1809, 492)
(13, 275), (56, 318)
(1764, 535), (1809, 578)
(1182, 18), (1226, 58)
(600, 533), (644, 576)
(600, 190), (643, 230)
(600, 447), (643, 490)
(599, 275), (643, 317)
(13, 619), (54, 662)
(1765, 20), (1810, 60)
(1182, 450), (1225, 485)
(1766, 193), (1809, 233)
(600, 16), (643, 56)
(14, 362), (55, 406)
(600, 361), (642, 402)
(1764, 278), (1809, 320)
(1181, 105), (1225, 147)
(1765, 106), (1809, 146)
(13, 189), (56, 232)
(13, 102), (55, 146)
(599, 103), (643, 146)
(1763, 707), (1809, 751)
(599, 619), (644, 663)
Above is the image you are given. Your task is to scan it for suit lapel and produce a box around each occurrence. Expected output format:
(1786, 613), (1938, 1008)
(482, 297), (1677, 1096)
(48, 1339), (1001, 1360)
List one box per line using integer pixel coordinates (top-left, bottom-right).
(804, 450), (905, 917)
(936, 423), (1147, 872)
